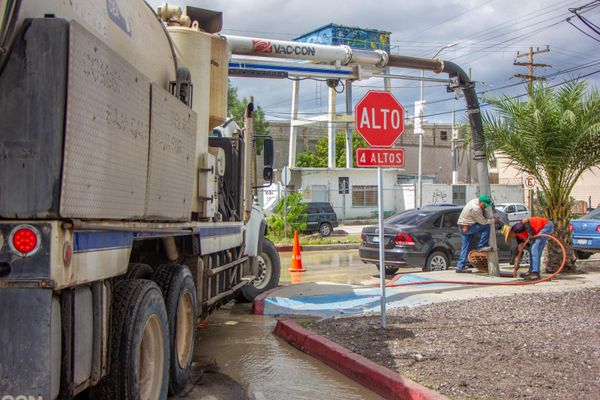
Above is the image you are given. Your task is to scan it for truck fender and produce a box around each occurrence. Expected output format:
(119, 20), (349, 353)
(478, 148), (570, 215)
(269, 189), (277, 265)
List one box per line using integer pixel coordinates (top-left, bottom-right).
(245, 206), (267, 257)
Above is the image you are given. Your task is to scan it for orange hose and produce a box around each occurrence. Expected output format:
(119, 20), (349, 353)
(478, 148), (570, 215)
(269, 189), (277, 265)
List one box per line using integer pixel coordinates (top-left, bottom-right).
(386, 233), (566, 288)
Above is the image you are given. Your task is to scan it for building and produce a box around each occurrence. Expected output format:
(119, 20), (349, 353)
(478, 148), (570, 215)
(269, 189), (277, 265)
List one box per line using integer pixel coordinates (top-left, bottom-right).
(268, 119), (478, 184)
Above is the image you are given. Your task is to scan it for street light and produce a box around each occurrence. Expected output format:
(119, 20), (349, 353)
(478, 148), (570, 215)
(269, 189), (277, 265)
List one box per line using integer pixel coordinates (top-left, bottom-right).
(416, 42), (458, 208)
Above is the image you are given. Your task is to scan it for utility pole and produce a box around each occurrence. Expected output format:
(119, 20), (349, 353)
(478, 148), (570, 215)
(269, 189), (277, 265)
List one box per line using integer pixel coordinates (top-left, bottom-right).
(513, 46), (551, 94)
(513, 46), (550, 211)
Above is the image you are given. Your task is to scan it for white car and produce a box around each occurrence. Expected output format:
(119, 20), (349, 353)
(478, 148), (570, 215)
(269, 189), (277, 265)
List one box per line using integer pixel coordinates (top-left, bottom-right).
(495, 203), (531, 225)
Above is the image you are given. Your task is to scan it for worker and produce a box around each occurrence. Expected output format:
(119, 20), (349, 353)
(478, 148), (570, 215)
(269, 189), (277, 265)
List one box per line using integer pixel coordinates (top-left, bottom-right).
(456, 195), (499, 273)
(504, 217), (554, 281)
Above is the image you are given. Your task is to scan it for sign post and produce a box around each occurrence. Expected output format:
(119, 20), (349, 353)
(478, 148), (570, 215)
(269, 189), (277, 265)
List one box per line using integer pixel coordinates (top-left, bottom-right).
(354, 90), (405, 328)
(282, 166), (291, 239)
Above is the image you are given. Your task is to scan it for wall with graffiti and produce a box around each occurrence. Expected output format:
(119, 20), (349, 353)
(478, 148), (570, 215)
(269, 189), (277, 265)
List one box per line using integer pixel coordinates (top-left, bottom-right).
(294, 24), (391, 53)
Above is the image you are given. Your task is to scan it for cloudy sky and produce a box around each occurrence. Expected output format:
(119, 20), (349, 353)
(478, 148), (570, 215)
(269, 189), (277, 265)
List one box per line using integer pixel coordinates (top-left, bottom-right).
(149, 0), (599, 124)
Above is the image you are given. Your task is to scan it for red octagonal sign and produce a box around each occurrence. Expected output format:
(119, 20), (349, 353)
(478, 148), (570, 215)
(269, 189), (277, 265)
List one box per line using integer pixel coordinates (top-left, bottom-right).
(354, 90), (405, 147)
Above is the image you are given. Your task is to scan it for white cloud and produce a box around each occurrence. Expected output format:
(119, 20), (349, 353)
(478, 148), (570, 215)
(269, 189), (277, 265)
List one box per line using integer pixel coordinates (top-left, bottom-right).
(147, 0), (600, 122)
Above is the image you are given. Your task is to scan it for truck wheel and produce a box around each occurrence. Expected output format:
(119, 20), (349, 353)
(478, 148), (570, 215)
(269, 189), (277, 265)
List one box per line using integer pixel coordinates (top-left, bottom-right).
(125, 263), (153, 280)
(238, 239), (280, 302)
(153, 263), (197, 395)
(319, 222), (333, 237)
(97, 280), (169, 400)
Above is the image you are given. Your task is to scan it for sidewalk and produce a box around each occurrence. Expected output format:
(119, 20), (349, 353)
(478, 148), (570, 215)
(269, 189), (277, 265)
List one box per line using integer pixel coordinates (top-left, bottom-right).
(255, 267), (600, 317)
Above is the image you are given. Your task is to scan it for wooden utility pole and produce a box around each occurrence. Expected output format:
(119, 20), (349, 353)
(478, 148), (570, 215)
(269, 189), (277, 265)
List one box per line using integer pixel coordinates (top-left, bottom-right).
(513, 46), (551, 94)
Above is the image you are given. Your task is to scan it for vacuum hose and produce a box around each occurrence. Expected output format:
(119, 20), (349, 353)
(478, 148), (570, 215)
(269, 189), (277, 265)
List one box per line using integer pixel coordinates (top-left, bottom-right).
(386, 233), (566, 288)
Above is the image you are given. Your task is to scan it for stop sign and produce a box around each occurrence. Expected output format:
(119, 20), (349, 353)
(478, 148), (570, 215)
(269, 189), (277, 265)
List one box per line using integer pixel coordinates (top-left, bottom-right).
(354, 90), (405, 147)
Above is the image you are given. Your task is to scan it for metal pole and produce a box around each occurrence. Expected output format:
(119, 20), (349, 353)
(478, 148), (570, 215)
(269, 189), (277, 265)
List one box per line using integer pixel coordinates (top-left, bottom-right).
(328, 86), (336, 169)
(452, 110), (458, 184)
(417, 71), (424, 208)
(283, 184), (287, 240)
(378, 167), (386, 328)
(289, 79), (299, 167)
(345, 80), (353, 169)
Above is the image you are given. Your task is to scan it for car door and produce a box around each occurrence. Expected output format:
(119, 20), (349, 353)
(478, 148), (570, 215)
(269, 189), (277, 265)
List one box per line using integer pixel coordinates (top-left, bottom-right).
(440, 211), (462, 259)
(515, 204), (530, 220)
(305, 203), (320, 230)
(504, 204), (518, 224)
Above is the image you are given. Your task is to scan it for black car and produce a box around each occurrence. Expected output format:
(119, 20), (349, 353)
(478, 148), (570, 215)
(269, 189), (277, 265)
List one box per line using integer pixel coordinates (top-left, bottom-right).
(359, 205), (528, 274)
(303, 202), (339, 236)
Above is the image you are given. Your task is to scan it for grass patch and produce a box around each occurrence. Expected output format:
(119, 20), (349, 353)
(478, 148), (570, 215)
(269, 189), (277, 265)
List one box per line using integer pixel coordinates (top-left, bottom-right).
(271, 234), (361, 246)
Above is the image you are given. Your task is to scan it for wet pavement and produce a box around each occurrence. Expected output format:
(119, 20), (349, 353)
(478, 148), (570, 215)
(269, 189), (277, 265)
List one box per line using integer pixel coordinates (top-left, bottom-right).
(180, 250), (386, 400)
(187, 302), (384, 400)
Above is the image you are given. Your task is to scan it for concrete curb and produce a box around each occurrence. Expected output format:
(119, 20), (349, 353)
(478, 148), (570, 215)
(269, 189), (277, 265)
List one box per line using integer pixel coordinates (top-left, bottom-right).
(274, 319), (448, 400)
(275, 243), (360, 252)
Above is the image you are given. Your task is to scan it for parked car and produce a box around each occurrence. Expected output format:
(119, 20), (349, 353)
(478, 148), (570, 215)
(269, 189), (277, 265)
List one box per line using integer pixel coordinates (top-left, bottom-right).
(359, 205), (528, 274)
(495, 203), (531, 225)
(571, 208), (600, 259)
(302, 202), (339, 236)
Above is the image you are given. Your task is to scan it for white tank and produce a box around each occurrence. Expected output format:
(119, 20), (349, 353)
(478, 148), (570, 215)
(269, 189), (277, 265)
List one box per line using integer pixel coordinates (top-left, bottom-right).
(8, 0), (175, 87)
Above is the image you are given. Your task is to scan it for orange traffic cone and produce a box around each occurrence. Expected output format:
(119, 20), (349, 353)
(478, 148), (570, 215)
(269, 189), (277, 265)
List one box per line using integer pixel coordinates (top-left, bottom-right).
(290, 272), (303, 285)
(289, 231), (305, 272)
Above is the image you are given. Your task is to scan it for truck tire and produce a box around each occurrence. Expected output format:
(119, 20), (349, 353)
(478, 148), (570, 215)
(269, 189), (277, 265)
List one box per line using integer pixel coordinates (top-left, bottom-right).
(238, 239), (280, 302)
(153, 263), (197, 395)
(125, 263), (153, 280)
(95, 279), (169, 400)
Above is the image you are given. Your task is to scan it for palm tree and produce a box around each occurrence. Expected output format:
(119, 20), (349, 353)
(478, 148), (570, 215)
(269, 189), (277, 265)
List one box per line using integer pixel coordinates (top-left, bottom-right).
(482, 80), (600, 271)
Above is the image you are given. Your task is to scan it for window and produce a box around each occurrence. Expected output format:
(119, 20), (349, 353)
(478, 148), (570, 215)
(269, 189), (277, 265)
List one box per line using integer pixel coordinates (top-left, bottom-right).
(321, 203), (334, 213)
(440, 130), (448, 141)
(352, 185), (377, 207)
(386, 209), (434, 225)
(307, 204), (320, 214)
(516, 205), (528, 212)
(442, 212), (460, 228)
(505, 205), (516, 213)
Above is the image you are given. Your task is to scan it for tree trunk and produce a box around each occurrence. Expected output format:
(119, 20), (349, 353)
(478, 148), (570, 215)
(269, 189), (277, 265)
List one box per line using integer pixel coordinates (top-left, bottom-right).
(544, 203), (576, 272)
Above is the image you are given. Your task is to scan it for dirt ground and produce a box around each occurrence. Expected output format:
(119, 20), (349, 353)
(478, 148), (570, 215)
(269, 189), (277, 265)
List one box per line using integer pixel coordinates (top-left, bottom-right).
(309, 288), (600, 400)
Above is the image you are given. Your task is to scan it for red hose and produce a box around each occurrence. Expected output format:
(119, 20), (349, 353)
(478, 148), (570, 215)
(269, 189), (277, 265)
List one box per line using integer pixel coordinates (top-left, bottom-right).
(386, 233), (566, 288)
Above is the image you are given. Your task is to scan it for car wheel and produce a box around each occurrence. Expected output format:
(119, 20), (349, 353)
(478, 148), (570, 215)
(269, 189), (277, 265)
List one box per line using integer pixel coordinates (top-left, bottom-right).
(423, 251), (450, 272)
(575, 250), (592, 260)
(319, 223), (333, 237)
(376, 265), (399, 275)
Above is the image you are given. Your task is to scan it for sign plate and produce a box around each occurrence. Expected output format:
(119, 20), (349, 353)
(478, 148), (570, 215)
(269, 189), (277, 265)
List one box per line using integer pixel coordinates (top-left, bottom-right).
(356, 148), (405, 168)
(354, 90), (405, 147)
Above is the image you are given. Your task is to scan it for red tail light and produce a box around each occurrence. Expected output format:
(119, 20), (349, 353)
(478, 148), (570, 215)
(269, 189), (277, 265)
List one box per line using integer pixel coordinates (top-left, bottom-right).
(9, 225), (41, 256)
(569, 224), (574, 233)
(596, 225), (600, 233)
(395, 232), (415, 246)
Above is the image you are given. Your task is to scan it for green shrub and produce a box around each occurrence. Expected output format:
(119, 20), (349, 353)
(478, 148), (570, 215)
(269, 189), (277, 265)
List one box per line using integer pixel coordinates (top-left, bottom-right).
(267, 192), (307, 239)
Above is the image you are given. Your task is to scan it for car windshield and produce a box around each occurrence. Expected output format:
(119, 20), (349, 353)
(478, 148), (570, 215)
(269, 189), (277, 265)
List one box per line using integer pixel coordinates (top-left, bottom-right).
(386, 209), (434, 226)
(495, 204), (507, 211)
(582, 208), (600, 220)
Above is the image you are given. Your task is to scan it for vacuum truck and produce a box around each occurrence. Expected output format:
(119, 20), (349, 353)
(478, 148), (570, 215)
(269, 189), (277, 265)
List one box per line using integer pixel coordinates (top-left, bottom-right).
(0, 0), (492, 398)
(0, 1), (281, 399)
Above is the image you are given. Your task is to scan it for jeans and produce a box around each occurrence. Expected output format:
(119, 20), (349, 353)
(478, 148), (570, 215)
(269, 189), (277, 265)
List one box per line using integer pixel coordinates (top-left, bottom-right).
(531, 222), (554, 273)
(457, 223), (491, 270)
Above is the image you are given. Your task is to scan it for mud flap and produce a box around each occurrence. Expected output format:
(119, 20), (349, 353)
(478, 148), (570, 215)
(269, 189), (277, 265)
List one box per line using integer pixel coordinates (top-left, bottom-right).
(0, 288), (58, 400)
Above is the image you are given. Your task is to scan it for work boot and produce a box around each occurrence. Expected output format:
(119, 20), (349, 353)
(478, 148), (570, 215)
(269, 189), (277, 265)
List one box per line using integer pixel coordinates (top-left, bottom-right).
(519, 270), (532, 278)
(455, 268), (472, 273)
(521, 272), (541, 281)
